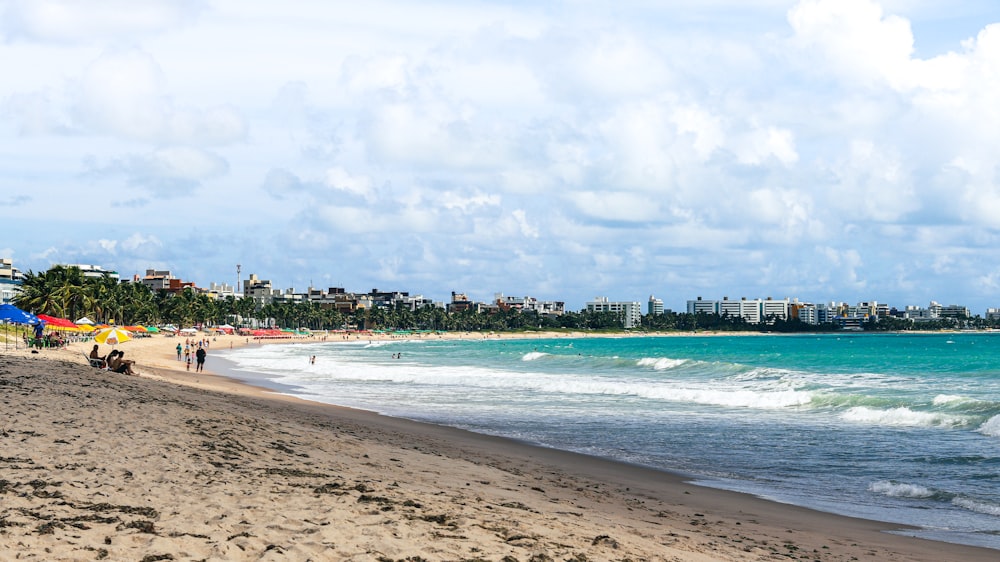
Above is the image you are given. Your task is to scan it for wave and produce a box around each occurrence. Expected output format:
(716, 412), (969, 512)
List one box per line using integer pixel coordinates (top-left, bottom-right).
(933, 394), (971, 406)
(953, 497), (1000, 517)
(522, 351), (549, 361)
(636, 357), (687, 370)
(642, 385), (815, 409)
(977, 415), (1000, 437)
(869, 480), (937, 499)
(841, 406), (971, 428)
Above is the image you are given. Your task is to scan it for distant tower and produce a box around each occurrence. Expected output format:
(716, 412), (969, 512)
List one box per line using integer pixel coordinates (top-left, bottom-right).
(648, 295), (664, 315)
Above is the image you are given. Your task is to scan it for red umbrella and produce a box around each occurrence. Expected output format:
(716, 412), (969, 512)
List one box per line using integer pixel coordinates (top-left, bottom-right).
(36, 314), (78, 329)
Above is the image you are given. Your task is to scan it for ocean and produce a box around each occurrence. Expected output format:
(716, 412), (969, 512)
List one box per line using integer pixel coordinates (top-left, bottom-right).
(217, 332), (1000, 550)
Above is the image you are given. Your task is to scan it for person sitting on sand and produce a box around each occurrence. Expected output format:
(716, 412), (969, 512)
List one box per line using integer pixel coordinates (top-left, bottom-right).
(108, 350), (137, 376)
(89, 344), (107, 368)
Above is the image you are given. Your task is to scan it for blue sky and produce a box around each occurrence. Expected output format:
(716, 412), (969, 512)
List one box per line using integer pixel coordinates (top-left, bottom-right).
(2, 0), (1000, 313)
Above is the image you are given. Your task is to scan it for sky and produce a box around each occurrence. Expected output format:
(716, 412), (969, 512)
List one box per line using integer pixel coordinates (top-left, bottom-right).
(2, 0), (1000, 313)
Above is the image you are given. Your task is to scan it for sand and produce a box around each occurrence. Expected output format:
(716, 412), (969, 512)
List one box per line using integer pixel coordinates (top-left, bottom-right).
(1, 332), (996, 561)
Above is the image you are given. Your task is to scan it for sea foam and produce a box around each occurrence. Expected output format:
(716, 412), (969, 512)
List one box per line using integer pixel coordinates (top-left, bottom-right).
(841, 406), (969, 428)
(636, 357), (687, 370)
(868, 480), (935, 499)
(522, 351), (548, 361)
(977, 414), (1000, 437)
(953, 497), (1000, 517)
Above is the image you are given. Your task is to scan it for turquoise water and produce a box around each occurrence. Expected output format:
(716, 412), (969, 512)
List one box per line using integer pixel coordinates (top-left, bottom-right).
(219, 333), (1000, 549)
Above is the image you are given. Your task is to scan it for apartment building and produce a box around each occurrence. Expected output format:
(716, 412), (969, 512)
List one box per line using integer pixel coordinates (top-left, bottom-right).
(586, 297), (642, 328)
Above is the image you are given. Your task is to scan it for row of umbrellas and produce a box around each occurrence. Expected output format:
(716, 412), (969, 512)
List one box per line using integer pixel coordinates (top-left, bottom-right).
(0, 304), (133, 345)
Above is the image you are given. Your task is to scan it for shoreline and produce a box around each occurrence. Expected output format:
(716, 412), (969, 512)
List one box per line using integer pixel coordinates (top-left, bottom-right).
(2, 333), (998, 560)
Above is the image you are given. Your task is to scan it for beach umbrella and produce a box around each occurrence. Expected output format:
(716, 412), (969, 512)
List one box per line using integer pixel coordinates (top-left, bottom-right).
(75, 317), (95, 325)
(94, 326), (132, 346)
(0, 303), (39, 325)
(0, 304), (40, 350)
(145, 326), (160, 333)
(36, 314), (77, 329)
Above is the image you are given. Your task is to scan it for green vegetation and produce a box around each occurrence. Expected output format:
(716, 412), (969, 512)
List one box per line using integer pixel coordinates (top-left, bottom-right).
(9, 265), (992, 333)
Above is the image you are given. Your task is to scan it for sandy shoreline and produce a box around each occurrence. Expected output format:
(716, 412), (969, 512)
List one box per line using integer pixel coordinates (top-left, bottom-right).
(2, 333), (997, 560)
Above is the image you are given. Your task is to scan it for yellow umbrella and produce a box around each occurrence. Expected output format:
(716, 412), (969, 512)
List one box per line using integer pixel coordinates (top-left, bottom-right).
(94, 327), (132, 345)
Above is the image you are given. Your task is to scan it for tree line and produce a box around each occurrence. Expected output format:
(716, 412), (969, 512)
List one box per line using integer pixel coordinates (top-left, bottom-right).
(11, 266), (994, 333)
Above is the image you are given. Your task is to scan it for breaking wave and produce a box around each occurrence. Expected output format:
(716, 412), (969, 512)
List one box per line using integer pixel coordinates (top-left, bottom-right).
(841, 406), (970, 428)
(869, 480), (936, 499)
(637, 357), (688, 370)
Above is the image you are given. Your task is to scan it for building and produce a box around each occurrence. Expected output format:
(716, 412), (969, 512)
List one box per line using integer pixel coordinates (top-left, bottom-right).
(903, 301), (970, 322)
(586, 297), (642, 329)
(205, 282), (239, 300)
(1, 258), (23, 305)
(686, 297), (719, 315)
(832, 301), (880, 329)
(243, 274), (275, 308)
(139, 269), (195, 294)
(647, 295), (664, 315)
(62, 263), (119, 282)
(494, 293), (565, 316)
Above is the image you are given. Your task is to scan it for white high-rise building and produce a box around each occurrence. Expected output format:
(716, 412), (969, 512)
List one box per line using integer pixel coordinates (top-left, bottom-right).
(687, 297), (719, 315)
(586, 297), (642, 328)
(647, 295), (664, 315)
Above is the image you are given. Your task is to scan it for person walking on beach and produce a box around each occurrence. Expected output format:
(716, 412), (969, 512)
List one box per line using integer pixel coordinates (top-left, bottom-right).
(176, 343), (182, 361)
(195, 347), (206, 373)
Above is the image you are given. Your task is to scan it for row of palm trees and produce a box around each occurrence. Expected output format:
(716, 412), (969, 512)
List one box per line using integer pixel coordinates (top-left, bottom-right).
(29, 265), (981, 334)
(10, 265), (636, 332)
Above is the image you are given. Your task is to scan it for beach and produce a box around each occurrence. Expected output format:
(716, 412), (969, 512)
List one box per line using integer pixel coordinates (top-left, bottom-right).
(1, 334), (997, 561)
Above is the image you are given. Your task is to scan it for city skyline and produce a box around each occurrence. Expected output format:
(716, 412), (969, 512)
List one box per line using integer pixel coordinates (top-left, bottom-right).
(3, 256), (990, 318)
(3, 2), (1000, 312)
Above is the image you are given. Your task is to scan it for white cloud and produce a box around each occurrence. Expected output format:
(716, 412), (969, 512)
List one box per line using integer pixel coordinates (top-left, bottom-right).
(70, 48), (247, 144)
(325, 167), (376, 202)
(85, 146), (229, 197)
(4, 1), (1000, 312)
(1, 0), (204, 43)
(788, 0), (915, 89)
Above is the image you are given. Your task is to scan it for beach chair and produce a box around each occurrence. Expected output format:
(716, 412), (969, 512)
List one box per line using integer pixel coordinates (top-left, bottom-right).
(83, 352), (106, 369)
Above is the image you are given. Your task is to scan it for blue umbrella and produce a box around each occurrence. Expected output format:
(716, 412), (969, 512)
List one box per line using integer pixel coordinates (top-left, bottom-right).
(0, 303), (39, 325)
(0, 304), (40, 350)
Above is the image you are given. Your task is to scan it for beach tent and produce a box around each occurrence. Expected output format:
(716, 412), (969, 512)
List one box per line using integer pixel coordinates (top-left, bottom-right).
(0, 304), (40, 350)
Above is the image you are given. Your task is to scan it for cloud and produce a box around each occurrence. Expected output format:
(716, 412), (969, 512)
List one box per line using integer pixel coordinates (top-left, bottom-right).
(261, 168), (309, 200)
(326, 167), (376, 202)
(788, 0), (915, 89)
(1, 0), (205, 43)
(5, 1), (1000, 312)
(74, 48), (246, 144)
(84, 146), (229, 197)
(0, 194), (31, 206)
